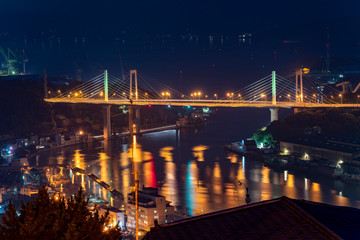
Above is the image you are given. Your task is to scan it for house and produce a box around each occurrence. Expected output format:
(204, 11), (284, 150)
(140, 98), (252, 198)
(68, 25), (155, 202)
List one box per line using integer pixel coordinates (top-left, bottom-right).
(143, 196), (360, 240)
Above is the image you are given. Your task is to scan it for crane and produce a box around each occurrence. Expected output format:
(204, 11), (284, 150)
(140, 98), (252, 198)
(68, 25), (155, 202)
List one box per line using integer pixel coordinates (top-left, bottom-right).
(0, 46), (19, 75)
(336, 81), (360, 94)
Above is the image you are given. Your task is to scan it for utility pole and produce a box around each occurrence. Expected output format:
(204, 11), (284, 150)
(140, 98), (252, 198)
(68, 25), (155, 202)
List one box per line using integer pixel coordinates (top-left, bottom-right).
(130, 102), (139, 239)
(135, 170), (139, 240)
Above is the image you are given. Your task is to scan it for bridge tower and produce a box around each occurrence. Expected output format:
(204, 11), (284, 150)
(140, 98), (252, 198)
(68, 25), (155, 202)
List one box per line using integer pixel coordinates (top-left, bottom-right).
(295, 69), (304, 103)
(129, 70), (141, 135)
(270, 71), (279, 122)
(103, 70), (111, 140)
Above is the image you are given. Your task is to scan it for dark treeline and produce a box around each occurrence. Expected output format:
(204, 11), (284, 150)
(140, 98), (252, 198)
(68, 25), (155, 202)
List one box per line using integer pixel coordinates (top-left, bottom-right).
(253, 108), (360, 147)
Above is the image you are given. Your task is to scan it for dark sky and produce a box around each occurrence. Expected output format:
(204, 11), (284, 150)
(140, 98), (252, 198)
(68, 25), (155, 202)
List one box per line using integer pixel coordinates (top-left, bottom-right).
(1, 0), (360, 88)
(1, 0), (359, 37)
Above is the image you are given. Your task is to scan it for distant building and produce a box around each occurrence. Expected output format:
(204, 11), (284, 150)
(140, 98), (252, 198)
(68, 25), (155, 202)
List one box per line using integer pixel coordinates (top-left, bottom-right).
(280, 136), (360, 166)
(55, 134), (65, 146)
(0, 186), (8, 203)
(99, 206), (126, 229)
(20, 184), (39, 197)
(127, 187), (174, 231)
(242, 139), (257, 151)
(16, 138), (29, 148)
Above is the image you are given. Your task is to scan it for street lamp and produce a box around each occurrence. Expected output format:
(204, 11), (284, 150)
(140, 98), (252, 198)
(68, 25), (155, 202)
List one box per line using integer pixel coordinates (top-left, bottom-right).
(339, 94), (343, 104)
(260, 93), (266, 101)
(238, 180), (251, 204)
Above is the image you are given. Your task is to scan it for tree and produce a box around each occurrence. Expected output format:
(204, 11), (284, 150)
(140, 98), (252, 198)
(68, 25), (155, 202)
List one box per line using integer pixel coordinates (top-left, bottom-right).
(252, 127), (276, 148)
(0, 187), (121, 240)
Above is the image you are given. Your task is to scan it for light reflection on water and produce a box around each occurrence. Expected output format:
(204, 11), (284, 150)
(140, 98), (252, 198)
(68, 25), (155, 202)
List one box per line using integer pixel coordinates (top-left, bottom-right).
(34, 111), (360, 215)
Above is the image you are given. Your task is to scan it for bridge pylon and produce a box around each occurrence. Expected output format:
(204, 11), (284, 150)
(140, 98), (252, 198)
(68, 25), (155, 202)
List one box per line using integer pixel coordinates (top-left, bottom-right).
(295, 69), (304, 103)
(104, 70), (108, 102)
(272, 71), (276, 105)
(129, 70), (138, 100)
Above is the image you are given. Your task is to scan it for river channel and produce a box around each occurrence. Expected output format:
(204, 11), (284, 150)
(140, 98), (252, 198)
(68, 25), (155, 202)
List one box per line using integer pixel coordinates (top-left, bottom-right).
(30, 108), (360, 215)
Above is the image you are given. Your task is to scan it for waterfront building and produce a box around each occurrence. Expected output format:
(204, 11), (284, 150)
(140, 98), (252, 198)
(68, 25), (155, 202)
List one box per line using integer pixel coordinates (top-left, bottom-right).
(280, 136), (360, 166)
(99, 206), (126, 229)
(143, 196), (360, 240)
(127, 187), (174, 231)
(55, 134), (65, 146)
(20, 184), (39, 197)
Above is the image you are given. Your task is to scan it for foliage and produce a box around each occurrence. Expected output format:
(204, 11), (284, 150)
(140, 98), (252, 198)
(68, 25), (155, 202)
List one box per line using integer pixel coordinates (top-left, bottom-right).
(252, 127), (276, 148)
(0, 187), (121, 240)
(265, 108), (360, 141)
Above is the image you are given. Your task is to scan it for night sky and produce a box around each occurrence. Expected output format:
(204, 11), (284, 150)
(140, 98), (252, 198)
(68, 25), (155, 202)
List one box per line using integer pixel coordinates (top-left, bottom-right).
(0, 0), (360, 91)
(1, 1), (359, 36)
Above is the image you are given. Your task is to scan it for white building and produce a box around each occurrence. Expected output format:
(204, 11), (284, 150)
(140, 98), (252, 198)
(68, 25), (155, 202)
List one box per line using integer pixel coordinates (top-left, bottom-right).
(20, 184), (39, 197)
(127, 187), (174, 231)
(99, 206), (126, 230)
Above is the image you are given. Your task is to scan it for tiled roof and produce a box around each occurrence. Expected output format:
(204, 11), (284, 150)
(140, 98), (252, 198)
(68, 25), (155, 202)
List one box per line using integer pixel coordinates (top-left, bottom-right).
(142, 196), (360, 240)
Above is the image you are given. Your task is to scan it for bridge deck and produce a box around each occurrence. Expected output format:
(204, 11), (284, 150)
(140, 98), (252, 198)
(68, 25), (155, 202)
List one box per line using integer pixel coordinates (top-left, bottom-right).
(45, 98), (360, 108)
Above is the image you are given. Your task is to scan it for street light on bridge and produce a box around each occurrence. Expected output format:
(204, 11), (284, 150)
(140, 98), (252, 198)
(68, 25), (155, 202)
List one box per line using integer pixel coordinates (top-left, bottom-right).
(227, 92), (234, 100)
(260, 93), (266, 101)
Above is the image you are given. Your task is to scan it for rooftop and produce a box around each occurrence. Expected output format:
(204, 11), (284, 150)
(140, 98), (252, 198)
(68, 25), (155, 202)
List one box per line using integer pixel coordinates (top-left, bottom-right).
(99, 206), (123, 213)
(143, 196), (360, 240)
(282, 136), (360, 154)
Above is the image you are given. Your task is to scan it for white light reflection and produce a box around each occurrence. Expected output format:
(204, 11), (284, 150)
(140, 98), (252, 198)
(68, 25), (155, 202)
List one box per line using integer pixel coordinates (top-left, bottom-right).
(242, 156), (245, 172)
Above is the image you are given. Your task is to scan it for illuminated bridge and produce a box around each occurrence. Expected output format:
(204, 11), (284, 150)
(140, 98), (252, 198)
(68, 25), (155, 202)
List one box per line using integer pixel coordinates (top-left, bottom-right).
(45, 69), (359, 139)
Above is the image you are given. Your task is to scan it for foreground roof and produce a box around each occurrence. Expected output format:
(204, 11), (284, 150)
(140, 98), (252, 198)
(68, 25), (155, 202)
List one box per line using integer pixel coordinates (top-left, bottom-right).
(143, 196), (360, 240)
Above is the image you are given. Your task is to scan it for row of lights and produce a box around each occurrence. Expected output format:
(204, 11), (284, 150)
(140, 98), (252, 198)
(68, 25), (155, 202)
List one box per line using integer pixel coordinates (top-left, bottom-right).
(58, 90), (353, 103)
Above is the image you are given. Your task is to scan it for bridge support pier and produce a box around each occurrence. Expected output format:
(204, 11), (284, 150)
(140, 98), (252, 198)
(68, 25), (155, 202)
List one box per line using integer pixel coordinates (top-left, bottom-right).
(135, 107), (141, 134)
(270, 108), (279, 122)
(103, 105), (111, 140)
(129, 106), (141, 135)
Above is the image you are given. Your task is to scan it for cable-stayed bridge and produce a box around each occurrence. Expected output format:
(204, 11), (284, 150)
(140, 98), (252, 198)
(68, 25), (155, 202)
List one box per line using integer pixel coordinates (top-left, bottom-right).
(45, 69), (359, 139)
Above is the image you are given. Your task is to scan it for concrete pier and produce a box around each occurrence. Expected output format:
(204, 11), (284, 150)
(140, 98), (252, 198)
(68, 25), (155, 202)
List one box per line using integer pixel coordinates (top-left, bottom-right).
(270, 107), (279, 122)
(103, 105), (111, 140)
(135, 107), (141, 133)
